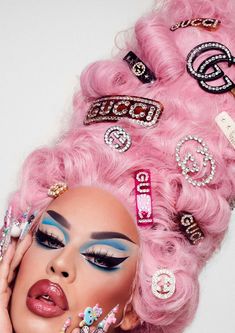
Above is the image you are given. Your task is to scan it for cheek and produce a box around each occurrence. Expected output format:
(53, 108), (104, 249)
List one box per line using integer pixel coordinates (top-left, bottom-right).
(70, 257), (138, 321)
(11, 243), (53, 310)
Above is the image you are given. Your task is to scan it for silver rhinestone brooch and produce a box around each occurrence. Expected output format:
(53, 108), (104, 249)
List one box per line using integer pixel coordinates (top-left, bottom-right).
(175, 135), (216, 187)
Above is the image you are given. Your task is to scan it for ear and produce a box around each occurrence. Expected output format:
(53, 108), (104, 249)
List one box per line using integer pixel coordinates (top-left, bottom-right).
(119, 303), (140, 331)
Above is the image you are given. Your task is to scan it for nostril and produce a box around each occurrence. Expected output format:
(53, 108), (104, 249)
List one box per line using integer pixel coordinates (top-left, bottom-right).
(62, 271), (69, 278)
(50, 266), (55, 273)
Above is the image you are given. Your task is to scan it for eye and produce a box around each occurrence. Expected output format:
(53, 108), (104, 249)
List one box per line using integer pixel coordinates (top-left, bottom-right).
(35, 229), (65, 249)
(81, 250), (128, 271)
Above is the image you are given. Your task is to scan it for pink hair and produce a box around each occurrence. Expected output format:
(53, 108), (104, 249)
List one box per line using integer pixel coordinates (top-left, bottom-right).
(8, 0), (235, 332)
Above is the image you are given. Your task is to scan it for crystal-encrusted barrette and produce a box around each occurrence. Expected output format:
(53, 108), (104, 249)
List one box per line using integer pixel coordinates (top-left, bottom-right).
(170, 18), (221, 31)
(175, 135), (216, 187)
(84, 95), (163, 127)
(104, 126), (132, 153)
(186, 42), (235, 95)
(48, 182), (68, 198)
(178, 212), (205, 244)
(134, 169), (153, 227)
(152, 269), (176, 299)
(123, 51), (157, 84)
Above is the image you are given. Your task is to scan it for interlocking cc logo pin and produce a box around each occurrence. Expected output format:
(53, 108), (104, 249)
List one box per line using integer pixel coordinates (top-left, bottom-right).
(187, 42), (235, 95)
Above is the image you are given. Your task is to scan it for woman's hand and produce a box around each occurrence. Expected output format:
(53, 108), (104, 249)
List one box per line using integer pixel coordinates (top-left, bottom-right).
(0, 234), (33, 333)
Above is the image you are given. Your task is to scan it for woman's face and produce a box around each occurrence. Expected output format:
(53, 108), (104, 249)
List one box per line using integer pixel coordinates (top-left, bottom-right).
(10, 186), (139, 333)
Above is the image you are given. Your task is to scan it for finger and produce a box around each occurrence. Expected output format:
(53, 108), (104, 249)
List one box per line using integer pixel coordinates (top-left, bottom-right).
(71, 329), (80, 333)
(0, 242), (17, 292)
(8, 234), (33, 284)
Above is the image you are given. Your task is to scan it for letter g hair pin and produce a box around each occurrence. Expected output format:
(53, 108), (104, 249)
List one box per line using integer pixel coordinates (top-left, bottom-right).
(186, 41), (235, 96)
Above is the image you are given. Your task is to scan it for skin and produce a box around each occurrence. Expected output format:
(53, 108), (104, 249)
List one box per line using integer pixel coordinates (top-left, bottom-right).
(10, 186), (140, 333)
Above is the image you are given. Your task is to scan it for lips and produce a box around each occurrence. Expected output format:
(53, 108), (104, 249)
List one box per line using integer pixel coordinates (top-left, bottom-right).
(26, 279), (69, 318)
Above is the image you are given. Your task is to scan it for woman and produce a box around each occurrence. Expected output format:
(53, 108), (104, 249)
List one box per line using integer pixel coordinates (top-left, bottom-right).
(0, 0), (235, 332)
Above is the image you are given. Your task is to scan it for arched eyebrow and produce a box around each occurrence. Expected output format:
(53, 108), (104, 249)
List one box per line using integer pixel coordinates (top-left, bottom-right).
(90, 231), (136, 244)
(47, 210), (71, 229)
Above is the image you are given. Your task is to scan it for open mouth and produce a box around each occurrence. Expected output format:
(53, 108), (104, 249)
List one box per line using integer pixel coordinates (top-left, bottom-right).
(26, 279), (69, 318)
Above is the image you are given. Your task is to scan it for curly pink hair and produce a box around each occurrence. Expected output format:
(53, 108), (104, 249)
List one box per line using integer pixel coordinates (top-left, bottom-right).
(8, 0), (235, 332)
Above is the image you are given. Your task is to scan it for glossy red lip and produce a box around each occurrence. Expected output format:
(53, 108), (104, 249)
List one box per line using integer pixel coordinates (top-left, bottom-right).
(26, 279), (69, 318)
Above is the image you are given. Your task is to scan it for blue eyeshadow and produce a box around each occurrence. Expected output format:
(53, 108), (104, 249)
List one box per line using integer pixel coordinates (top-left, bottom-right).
(41, 217), (70, 243)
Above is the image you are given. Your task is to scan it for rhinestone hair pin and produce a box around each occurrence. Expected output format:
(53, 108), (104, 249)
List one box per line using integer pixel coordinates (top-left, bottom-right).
(123, 51), (157, 84)
(134, 169), (154, 227)
(178, 212), (205, 245)
(186, 42), (235, 96)
(175, 135), (216, 187)
(84, 95), (163, 127)
(104, 126), (132, 153)
(152, 269), (176, 300)
(48, 182), (68, 198)
(170, 18), (221, 31)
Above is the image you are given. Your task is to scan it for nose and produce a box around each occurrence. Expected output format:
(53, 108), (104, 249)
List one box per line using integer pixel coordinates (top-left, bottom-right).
(46, 246), (76, 283)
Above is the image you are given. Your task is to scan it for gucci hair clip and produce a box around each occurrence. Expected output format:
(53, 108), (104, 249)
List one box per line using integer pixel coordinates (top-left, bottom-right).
(175, 135), (216, 187)
(152, 269), (176, 299)
(134, 169), (154, 227)
(178, 212), (205, 245)
(123, 51), (156, 84)
(84, 95), (163, 127)
(186, 41), (235, 96)
(170, 18), (221, 31)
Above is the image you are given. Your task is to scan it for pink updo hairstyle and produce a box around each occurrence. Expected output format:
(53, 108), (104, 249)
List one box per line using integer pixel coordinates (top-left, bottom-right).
(7, 0), (235, 332)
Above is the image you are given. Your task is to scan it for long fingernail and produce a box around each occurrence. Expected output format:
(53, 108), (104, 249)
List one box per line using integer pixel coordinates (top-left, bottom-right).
(97, 304), (119, 332)
(19, 210), (38, 241)
(59, 316), (72, 333)
(0, 207), (13, 261)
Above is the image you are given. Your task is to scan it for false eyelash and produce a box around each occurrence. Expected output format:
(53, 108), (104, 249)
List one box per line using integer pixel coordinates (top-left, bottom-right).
(81, 248), (129, 269)
(35, 228), (65, 249)
(82, 247), (113, 258)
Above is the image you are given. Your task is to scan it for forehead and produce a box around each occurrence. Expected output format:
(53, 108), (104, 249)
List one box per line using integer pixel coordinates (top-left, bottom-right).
(46, 186), (139, 243)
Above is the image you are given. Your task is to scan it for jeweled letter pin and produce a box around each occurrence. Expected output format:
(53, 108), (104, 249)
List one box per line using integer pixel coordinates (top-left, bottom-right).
(134, 169), (154, 227)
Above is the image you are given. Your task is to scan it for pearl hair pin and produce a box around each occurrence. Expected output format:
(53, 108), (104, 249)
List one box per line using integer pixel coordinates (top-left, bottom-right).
(48, 182), (68, 198)
(152, 269), (176, 299)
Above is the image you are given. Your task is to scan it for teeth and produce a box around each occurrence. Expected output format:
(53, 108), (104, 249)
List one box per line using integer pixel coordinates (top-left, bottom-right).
(42, 295), (51, 300)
